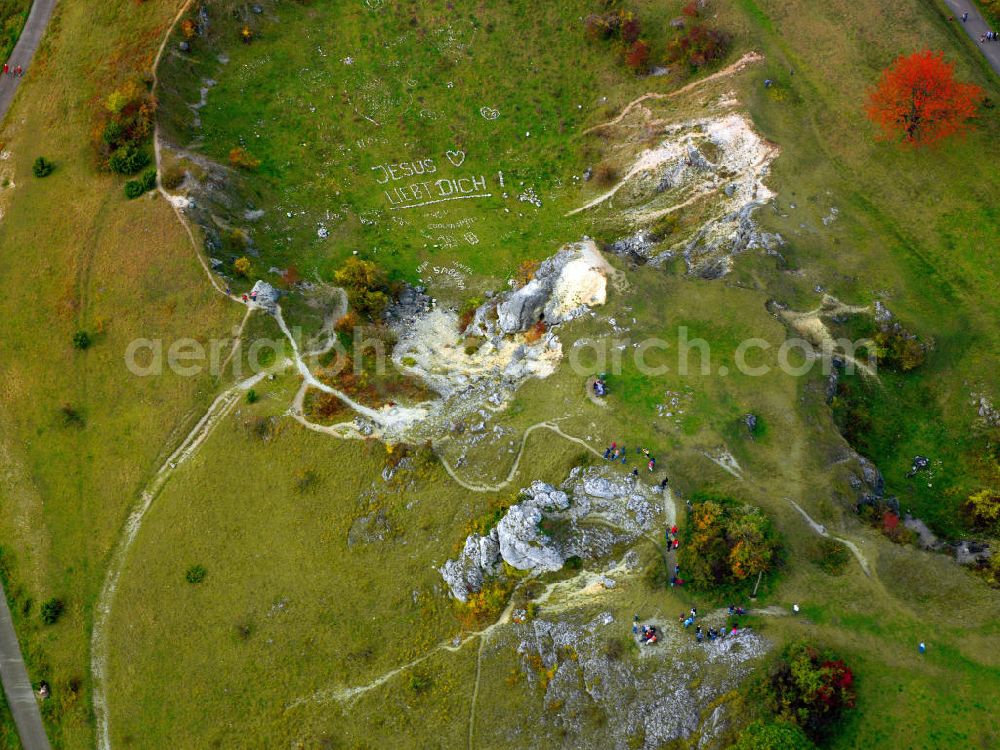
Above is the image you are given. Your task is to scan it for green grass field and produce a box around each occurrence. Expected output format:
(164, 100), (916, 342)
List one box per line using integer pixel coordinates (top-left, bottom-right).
(0, 0), (997, 746)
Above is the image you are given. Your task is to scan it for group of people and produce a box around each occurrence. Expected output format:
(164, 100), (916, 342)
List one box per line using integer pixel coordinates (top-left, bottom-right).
(2, 63), (24, 77)
(958, 10), (1000, 42)
(632, 616), (659, 645)
(601, 442), (659, 473)
(593, 377), (608, 397)
(680, 607), (745, 643)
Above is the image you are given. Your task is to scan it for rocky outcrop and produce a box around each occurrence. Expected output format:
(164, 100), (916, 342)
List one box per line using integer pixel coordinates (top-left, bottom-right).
(486, 240), (612, 335)
(438, 468), (663, 600)
(250, 280), (280, 313)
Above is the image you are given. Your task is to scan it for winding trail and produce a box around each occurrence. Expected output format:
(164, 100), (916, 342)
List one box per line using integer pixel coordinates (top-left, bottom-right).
(581, 51), (764, 135)
(91, 369), (270, 750)
(439, 421), (604, 493)
(787, 499), (871, 577)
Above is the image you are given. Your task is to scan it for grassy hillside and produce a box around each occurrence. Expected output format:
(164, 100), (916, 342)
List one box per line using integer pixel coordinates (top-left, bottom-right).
(0, 0), (239, 746)
(0, 0), (996, 747)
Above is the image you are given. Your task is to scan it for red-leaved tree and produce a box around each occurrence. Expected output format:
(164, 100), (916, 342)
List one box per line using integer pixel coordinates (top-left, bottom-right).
(865, 50), (982, 148)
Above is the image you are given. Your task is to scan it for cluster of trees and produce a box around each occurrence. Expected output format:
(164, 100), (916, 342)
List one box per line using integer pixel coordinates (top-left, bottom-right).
(584, 8), (650, 71)
(759, 642), (857, 743)
(678, 494), (780, 589)
(93, 77), (155, 175)
(667, 3), (731, 69)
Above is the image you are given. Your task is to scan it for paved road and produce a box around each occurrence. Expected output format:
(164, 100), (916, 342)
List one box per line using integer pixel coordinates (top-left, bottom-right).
(942, 0), (1000, 75)
(0, 0), (57, 122)
(0, 583), (50, 750)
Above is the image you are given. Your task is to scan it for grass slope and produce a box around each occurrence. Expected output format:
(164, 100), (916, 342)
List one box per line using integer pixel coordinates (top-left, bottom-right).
(0, 0), (238, 745)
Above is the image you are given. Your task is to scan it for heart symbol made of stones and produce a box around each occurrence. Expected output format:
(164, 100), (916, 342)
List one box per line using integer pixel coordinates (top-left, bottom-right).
(445, 149), (465, 167)
(479, 106), (500, 120)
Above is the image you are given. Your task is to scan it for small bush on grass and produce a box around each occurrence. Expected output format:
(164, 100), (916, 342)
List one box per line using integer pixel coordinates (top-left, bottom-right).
(810, 537), (849, 576)
(108, 145), (150, 175)
(72, 331), (91, 350)
(40, 598), (65, 625)
(246, 389), (259, 404)
(60, 404), (85, 429)
(32, 156), (53, 178)
(229, 146), (260, 170)
(124, 168), (157, 199)
(185, 564), (207, 584)
(667, 24), (731, 69)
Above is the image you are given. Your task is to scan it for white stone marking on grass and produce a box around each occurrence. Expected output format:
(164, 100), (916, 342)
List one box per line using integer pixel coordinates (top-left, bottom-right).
(388, 193), (492, 211)
(479, 106), (500, 120)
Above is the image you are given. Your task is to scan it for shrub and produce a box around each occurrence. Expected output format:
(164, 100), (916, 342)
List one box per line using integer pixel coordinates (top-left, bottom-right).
(60, 404), (85, 428)
(733, 720), (816, 749)
(124, 169), (157, 199)
(668, 24), (731, 68)
(333, 257), (391, 320)
(458, 296), (483, 331)
(625, 40), (650, 71)
(524, 320), (547, 343)
(761, 642), (856, 742)
(246, 389), (259, 404)
(40, 598), (65, 625)
(620, 16), (642, 44)
(811, 537), (849, 576)
(873, 326), (927, 372)
(964, 486), (1000, 530)
(108, 145), (150, 175)
(514, 259), (540, 288)
(409, 672), (432, 694)
(72, 331), (91, 350)
(593, 162), (618, 185)
(32, 156), (53, 178)
(160, 162), (186, 190)
(294, 468), (319, 493)
(234, 256), (251, 277)
(185, 564), (207, 584)
(228, 146), (260, 169)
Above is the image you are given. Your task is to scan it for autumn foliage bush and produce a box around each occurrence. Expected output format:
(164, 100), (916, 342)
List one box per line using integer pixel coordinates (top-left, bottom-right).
(584, 8), (650, 73)
(94, 78), (156, 174)
(667, 24), (730, 68)
(865, 50), (982, 148)
(760, 642), (856, 742)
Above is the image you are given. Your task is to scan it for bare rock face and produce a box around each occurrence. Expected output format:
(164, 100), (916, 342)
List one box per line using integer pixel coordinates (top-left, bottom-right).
(438, 469), (663, 600)
(250, 279), (280, 312)
(496, 502), (565, 572)
(490, 240), (611, 335)
(439, 533), (500, 603)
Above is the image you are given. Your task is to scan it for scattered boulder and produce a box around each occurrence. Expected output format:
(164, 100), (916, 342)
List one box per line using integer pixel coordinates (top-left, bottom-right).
(906, 455), (930, 478)
(347, 509), (392, 547)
